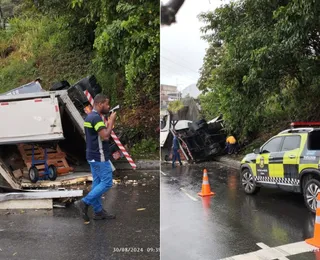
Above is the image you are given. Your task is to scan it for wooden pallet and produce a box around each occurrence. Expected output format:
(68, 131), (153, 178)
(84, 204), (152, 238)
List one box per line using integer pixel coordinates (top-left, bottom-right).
(17, 144), (73, 175)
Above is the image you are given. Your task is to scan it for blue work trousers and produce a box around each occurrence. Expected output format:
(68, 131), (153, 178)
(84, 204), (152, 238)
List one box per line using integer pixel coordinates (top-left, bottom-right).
(82, 161), (113, 213)
(172, 148), (182, 167)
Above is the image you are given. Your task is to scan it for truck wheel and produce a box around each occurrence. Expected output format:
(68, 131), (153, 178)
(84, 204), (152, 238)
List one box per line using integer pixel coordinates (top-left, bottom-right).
(48, 165), (57, 181)
(241, 169), (260, 195)
(303, 178), (320, 213)
(29, 166), (39, 183)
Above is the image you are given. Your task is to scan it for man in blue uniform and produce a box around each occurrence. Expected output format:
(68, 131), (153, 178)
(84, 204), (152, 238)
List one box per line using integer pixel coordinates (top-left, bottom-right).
(172, 131), (182, 168)
(76, 94), (117, 223)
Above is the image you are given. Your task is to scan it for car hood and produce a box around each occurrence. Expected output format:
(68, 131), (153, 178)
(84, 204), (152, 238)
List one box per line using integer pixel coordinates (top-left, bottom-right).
(241, 153), (257, 164)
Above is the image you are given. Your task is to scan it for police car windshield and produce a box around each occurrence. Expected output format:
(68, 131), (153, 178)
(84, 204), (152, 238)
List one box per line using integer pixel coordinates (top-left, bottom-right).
(308, 131), (320, 150)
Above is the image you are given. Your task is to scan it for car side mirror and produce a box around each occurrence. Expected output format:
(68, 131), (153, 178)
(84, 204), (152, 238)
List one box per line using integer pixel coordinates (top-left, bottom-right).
(253, 148), (260, 154)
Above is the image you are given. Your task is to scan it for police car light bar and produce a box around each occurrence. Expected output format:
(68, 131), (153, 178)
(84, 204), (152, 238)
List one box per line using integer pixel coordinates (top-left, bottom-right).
(291, 122), (320, 128)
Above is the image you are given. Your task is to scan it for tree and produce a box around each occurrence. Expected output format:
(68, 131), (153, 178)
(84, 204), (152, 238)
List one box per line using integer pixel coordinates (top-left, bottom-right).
(198, 0), (320, 140)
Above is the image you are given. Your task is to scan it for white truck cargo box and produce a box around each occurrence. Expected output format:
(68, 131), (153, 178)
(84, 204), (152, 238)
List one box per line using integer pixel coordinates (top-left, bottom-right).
(0, 94), (63, 144)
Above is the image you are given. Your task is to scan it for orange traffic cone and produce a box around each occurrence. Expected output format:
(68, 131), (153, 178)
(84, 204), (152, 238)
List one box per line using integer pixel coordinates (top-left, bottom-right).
(202, 196), (211, 209)
(306, 193), (320, 247)
(198, 169), (215, 197)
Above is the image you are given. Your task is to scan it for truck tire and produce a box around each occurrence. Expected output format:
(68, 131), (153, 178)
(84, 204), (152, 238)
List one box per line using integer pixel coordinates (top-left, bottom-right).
(241, 168), (260, 195)
(303, 178), (320, 213)
(50, 81), (70, 91)
(75, 75), (102, 98)
(48, 165), (57, 181)
(29, 166), (39, 183)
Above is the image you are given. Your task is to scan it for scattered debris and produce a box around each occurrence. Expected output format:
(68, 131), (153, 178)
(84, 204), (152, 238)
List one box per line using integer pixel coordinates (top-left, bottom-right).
(53, 204), (66, 208)
(137, 208), (146, 211)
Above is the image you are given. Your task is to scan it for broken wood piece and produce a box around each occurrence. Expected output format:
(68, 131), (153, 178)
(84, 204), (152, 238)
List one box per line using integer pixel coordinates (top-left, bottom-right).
(0, 160), (21, 190)
(12, 169), (23, 179)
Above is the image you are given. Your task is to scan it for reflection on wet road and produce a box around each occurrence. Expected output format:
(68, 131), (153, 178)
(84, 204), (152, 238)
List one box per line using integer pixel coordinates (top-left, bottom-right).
(161, 163), (317, 260)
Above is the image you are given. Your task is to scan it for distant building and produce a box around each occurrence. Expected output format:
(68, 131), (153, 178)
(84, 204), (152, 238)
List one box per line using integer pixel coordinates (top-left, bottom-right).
(160, 84), (181, 108)
(181, 84), (201, 99)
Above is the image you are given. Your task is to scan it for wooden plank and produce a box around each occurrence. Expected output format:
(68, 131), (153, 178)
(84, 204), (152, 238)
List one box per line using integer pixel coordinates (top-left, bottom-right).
(0, 161), (21, 190)
(0, 199), (52, 209)
(0, 190), (83, 202)
(57, 167), (73, 174)
(61, 158), (69, 168)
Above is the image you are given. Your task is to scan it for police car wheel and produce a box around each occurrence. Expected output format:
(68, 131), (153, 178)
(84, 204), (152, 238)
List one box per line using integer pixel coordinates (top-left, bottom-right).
(29, 166), (39, 183)
(48, 165), (57, 181)
(241, 169), (260, 195)
(303, 178), (320, 213)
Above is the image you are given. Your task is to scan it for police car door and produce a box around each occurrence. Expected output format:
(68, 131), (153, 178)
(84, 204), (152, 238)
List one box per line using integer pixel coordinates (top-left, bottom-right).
(256, 137), (283, 183)
(279, 135), (301, 187)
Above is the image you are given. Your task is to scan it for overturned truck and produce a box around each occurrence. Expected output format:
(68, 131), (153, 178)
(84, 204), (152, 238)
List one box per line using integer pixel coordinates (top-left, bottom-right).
(161, 113), (226, 163)
(0, 76), (135, 189)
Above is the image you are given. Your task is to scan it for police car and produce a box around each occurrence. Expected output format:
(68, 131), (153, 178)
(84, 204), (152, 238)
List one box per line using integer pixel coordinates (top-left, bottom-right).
(240, 122), (320, 213)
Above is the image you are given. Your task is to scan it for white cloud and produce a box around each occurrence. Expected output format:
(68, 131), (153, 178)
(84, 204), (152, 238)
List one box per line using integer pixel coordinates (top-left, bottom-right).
(160, 0), (225, 90)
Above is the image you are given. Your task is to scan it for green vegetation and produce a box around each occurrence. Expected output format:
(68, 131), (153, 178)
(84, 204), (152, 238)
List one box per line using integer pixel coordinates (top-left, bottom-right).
(0, 0), (159, 152)
(198, 0), (320, 144)
(130, 138), (158, 159)
(167, 100), (184, 113)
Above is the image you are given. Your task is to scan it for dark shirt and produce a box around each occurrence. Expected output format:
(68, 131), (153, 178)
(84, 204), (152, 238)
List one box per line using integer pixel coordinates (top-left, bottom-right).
(84, 110), (110, 162)
(173, 135), (179, 150)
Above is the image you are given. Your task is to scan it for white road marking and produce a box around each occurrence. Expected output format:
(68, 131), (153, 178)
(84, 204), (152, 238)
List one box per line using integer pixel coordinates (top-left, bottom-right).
(180, 188), (198, 201)
(256, 242), (270, 249)
(256, 243), (289, 260)
(220, 241), (317, 260)
(160, 171), (167, 176)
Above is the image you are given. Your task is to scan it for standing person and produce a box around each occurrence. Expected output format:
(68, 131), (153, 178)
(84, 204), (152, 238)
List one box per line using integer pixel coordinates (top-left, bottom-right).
(75, 94), (117, 224)
(226, 135), (237, 155)
(172, 131), (182, 168)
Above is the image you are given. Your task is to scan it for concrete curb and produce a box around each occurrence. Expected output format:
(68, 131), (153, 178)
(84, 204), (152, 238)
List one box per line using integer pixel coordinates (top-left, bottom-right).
(114, 160), (160, 170)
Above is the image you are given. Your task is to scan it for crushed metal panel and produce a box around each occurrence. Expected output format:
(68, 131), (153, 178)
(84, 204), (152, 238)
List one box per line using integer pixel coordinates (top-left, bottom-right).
(1, 81), (44, 96)
(0, 199), (53, 209)
(0, 190), (83, 202)
(160, 130), (169, 147)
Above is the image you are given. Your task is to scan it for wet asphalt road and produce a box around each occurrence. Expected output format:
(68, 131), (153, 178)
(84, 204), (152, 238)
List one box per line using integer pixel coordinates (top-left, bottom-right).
(0, 170), (159, 260)
(161, 162), (317, 260)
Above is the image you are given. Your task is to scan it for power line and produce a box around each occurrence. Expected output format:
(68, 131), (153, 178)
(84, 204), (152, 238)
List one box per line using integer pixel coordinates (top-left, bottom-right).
(161, 55), (200, 74)
(161, 65), (199, 82)
(161, 47), (196, 67)
(161, 67), (199, 82)
(161, 63), (199, 82)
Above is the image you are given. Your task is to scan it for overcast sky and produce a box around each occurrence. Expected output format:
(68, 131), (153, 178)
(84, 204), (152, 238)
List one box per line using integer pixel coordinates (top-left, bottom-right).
(160, 0), (226, 91)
